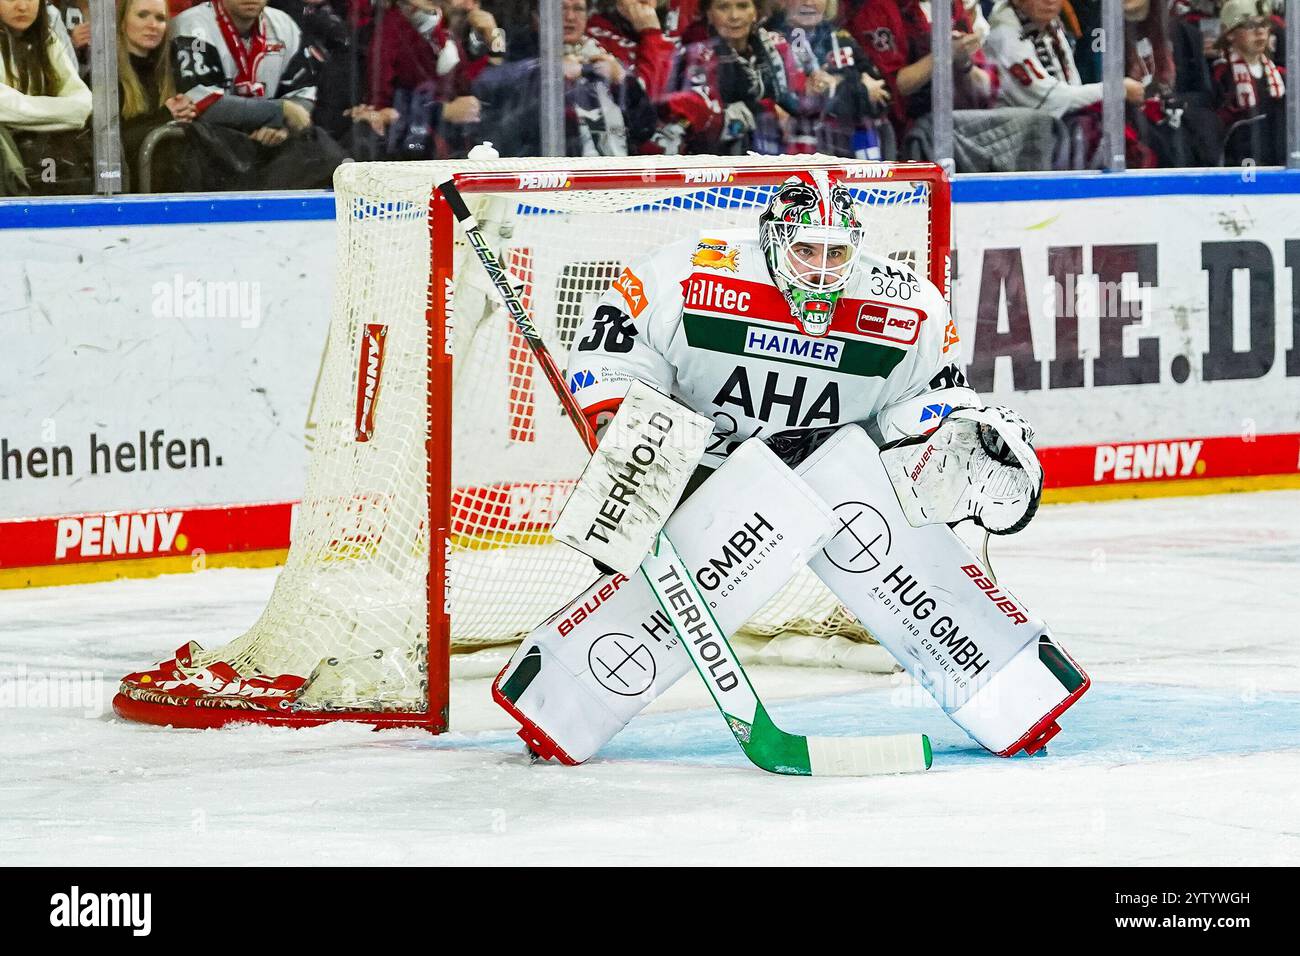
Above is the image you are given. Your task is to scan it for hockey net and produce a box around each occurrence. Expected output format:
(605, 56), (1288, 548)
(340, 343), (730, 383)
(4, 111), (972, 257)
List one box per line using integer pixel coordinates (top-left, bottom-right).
(113, 156), (948, 731)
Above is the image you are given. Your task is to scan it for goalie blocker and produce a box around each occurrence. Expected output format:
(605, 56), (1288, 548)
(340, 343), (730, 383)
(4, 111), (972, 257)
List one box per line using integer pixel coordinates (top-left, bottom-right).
(495, 427), (1090, 764)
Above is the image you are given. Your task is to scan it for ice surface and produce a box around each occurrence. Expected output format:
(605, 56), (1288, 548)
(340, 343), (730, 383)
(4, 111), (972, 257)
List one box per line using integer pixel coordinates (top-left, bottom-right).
(2, 491), (1298, 865)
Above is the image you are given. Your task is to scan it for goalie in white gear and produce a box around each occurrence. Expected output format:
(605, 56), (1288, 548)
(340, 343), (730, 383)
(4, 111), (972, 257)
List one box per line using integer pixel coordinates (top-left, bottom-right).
(565, 169), (1041, 532)
(491, 169), (1087, 770)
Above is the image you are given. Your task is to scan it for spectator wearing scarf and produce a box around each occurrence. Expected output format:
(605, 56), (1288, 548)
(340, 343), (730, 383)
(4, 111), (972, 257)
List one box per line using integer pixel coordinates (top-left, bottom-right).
(986, 0), (1145, 116)
(1212, 0), (1285, 164)
(348, 0), (481, 159)
(668, 0), (800, 154)
(766, 0), (891, 156)
(170, 0), (344, 187)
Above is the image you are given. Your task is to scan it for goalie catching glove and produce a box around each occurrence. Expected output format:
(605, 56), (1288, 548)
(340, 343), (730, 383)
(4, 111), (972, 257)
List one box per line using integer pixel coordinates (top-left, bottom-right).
(882, 404), (1043, 535)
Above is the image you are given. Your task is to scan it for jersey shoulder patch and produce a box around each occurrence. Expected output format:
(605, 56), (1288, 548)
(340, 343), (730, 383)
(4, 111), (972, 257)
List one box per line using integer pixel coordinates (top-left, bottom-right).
(686, 229), (757, 275)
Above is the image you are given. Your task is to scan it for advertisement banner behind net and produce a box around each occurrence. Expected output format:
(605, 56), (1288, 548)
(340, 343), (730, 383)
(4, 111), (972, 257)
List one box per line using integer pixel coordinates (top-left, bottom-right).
(1, 187), (1297, 576)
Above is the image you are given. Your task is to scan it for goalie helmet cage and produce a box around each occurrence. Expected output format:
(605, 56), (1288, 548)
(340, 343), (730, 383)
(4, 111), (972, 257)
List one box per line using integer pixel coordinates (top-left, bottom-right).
(112, 156), (950, 733)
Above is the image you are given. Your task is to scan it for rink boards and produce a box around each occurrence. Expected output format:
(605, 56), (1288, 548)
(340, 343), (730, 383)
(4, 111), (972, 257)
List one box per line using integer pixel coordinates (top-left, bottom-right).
(1, 169), (1299, 585)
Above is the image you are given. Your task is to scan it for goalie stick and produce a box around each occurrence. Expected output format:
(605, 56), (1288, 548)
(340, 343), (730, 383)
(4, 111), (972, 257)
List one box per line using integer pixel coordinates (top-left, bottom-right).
(435, 175), (932, 777)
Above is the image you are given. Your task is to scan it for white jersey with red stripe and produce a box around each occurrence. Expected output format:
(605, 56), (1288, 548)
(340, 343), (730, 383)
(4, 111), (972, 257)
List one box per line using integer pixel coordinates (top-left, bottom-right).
(171, 3), (318, 112)
(565, 229), (971, 469)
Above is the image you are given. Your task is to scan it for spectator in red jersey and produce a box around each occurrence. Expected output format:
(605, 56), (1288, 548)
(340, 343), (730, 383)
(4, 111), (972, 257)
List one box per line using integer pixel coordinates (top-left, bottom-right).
(347, 0), (481, 158)
(667, 0), (802, 154)
(587, 0), (677, 99)
(844, 0), (991, 131)
(473, 0), (657, 155)
(894, 0), (998, 122)
(1213, 0), (1286, 165)
(842, 0), (910, 116)
(765, 0), (892, 156)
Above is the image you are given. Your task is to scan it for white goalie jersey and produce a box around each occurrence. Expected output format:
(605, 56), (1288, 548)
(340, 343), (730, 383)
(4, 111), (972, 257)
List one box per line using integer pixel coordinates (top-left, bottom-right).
(565, 229), (971, 469)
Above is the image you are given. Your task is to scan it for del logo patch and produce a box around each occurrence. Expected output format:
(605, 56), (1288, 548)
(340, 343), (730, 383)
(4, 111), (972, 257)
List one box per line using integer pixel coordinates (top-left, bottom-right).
(855, 301), (925, 345)
(612, 267), (648, 317)
(691, 239), (739, 271)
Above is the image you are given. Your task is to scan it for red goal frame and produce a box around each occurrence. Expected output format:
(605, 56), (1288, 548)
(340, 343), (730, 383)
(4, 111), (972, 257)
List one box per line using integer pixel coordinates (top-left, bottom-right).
(113, 160), (950, 733)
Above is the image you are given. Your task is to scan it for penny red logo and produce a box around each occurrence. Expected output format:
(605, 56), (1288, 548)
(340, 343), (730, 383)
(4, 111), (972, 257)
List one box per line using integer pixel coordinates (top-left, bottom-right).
(856, 301), (924, 345)
(355, 324), (388, 442)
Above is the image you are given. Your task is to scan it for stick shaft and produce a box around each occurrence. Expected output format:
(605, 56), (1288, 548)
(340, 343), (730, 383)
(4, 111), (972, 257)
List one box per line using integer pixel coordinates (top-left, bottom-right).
(437, 179), (598, 454)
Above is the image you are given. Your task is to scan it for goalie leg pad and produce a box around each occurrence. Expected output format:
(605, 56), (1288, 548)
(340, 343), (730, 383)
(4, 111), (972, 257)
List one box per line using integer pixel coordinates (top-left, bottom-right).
(796, 425), (1090, 755)
(494, 438), (837, 764)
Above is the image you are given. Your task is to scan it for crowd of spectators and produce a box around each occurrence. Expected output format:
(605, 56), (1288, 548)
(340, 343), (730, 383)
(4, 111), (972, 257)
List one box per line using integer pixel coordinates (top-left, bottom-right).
(0, 0), (1291, 194)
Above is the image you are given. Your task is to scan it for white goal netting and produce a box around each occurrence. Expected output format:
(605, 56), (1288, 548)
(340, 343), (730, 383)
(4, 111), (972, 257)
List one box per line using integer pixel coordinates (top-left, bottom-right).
(193, 156), (939, 715)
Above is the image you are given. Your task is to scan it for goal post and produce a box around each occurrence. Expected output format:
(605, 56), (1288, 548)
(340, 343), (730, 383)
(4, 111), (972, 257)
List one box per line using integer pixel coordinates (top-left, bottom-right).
(112, 156), (950, 733)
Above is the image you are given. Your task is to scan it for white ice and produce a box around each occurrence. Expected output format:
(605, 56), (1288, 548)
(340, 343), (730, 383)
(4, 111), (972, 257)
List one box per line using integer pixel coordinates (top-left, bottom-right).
(2, 491), (1298, 866)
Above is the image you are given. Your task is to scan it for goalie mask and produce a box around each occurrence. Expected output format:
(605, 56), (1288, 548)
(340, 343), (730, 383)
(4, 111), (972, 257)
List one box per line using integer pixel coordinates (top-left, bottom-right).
(759, 171), (864, 337)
